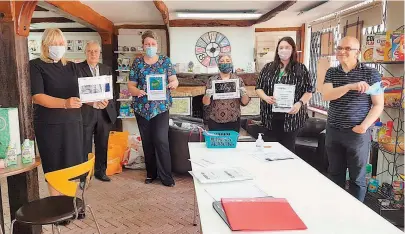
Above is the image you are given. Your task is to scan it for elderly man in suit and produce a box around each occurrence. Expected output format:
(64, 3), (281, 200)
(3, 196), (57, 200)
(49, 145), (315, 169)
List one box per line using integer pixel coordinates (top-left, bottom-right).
(79, 40), (117, 182)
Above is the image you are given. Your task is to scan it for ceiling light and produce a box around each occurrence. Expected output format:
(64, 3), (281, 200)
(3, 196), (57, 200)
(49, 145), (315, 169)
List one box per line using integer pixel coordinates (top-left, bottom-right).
(176, 12), (262, 19)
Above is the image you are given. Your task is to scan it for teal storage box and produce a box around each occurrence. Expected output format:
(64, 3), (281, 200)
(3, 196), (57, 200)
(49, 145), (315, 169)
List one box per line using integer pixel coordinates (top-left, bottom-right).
(0, 108), (21, 159)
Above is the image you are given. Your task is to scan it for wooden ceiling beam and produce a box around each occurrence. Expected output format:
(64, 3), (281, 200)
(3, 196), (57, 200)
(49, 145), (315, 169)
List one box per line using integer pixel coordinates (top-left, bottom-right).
(0, 1), (38, 37)
(255, 0), (297, 25)
(31, 17), (74, 24)
(255, 27), (301, 32)
(153, 0), (169, 26)
(115, 24), (167, 30)
(34, 5), (48, 11)
(169, 19), (255, 27)
(38, 1), (114, 34)
(30, 27), (95, 33)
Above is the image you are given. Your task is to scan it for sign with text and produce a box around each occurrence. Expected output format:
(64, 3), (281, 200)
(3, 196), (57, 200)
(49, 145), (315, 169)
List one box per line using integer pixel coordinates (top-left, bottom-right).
(212, 79), (240, 100)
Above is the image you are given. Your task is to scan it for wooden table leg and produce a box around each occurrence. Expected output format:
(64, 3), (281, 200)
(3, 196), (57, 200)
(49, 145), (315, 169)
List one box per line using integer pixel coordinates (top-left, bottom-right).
(7, 168), (41, 234)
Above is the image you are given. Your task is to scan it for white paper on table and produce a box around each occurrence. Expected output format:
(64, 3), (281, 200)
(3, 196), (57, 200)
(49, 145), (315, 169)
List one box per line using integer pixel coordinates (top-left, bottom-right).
(205, 182), (268, 201)
(78, 75), (113, 103)
(189, 167), (253, 184)
(251, 151), (294, 162)
(212, 79), (240, 100)
(272, 84), (295, 113)
(146, 74), (167, 101)
(188, 158), (216, 168)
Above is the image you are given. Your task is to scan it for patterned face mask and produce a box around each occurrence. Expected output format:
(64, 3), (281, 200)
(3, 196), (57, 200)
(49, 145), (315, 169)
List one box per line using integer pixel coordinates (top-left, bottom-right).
(218, 63), (233, 73)
(365, 81), (386, 95)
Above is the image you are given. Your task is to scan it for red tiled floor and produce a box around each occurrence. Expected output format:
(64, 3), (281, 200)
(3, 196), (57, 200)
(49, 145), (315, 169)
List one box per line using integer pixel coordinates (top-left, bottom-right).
(1, 166), (200, 234)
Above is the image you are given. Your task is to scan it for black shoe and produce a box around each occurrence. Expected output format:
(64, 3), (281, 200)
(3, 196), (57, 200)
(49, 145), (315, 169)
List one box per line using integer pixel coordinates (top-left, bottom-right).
(94, 173), (111, 182)
(145, 178), (155, 184)
(162, 181), (175, 187)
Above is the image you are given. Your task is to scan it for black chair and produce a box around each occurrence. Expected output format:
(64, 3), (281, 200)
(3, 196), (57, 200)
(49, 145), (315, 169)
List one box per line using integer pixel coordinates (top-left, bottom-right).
(245, 117), (328, 172)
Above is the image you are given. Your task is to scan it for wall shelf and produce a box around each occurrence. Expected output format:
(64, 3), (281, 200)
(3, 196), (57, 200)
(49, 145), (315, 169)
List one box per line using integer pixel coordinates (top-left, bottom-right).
(117, 116), (135, 119)
(117, 98), (132, 102)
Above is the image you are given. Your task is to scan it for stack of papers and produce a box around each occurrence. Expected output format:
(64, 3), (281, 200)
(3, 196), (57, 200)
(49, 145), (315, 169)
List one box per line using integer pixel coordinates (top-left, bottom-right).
(189, 167), (253, 184)
(205, 182), (268, 201)
(251, 151), (294, 162)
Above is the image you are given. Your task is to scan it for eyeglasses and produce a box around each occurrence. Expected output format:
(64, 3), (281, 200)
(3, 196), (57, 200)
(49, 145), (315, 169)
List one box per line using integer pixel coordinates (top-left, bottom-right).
(86, 50), (100, 54)
(336, 46), (359, 52)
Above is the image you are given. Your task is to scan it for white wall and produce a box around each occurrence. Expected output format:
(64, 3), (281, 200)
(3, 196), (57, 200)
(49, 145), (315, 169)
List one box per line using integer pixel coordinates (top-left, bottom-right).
(169, 27), (255, 73)
(28, 32), (102, 63)
(118, 28), (167, 55)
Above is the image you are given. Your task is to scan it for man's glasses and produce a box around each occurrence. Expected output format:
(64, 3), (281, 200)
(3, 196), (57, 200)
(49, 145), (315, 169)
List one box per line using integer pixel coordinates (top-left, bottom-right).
(336, 46), (359, 52)
(86, 50), (100, 54)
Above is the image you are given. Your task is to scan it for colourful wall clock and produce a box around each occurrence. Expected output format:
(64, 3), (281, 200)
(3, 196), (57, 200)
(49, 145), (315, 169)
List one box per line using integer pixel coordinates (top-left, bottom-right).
(195, 31), (231, 67)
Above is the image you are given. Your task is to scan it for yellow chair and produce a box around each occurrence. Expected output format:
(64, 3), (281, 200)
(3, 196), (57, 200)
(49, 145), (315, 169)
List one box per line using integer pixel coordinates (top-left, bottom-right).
(10, 153), (102, 234)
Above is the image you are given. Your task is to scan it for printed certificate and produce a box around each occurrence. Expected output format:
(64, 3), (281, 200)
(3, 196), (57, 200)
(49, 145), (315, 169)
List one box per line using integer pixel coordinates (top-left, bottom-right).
(146, 74), (167, 101)
(78, 75), (113, 103)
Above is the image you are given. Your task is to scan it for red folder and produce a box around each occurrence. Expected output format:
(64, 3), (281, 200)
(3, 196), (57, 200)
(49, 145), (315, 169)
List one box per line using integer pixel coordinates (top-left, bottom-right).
(221, 197), (307, 231)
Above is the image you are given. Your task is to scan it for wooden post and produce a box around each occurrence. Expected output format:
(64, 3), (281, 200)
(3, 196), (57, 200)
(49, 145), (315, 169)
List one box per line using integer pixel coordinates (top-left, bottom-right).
(100, 32), (120, 131)
(0, 1), (40, 233)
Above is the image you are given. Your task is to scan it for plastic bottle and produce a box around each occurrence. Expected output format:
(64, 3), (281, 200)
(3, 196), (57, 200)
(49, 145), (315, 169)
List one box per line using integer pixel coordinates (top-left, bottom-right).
(365, 164), (372, 186)
(372, 122), (383, 142)
(256, 133), (264, 151)
(345, 169), (350, 190)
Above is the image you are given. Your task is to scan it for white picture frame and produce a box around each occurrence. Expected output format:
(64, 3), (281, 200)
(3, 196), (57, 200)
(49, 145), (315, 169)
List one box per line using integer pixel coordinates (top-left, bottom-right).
(212, 79), (240, 100)
(170, 97), (192, 116)
(146, 74), (167, 101)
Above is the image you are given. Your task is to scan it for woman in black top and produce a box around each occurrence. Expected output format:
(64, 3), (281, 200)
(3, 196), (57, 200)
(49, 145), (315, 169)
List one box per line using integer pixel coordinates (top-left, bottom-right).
(30, 28), (84, 196)
(255, 37), (314, 152)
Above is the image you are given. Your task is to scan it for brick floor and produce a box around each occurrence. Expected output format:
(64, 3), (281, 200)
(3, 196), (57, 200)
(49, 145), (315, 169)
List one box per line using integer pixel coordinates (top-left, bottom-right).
(1, 166), (201, 234)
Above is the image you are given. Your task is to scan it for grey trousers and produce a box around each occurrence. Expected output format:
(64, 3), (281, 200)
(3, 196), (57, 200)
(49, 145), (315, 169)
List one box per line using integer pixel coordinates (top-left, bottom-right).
(325, 124), (371, 202)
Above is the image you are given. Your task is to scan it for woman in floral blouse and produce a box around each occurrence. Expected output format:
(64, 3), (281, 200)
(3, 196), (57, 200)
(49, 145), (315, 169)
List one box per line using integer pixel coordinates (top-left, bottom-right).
(202, 54), (250, 132)
(128, 30), (179, 187)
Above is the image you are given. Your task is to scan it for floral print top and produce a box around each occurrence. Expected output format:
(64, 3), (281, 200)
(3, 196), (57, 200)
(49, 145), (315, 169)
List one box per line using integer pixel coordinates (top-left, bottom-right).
(129, 55), (176, 120)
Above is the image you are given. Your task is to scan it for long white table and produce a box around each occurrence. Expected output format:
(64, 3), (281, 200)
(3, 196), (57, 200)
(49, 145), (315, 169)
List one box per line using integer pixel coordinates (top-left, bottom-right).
(188, 142), (403, 234)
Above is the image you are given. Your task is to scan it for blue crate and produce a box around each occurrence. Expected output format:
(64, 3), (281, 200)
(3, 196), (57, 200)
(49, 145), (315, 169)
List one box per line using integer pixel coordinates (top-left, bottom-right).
(203, 131), (239, 148)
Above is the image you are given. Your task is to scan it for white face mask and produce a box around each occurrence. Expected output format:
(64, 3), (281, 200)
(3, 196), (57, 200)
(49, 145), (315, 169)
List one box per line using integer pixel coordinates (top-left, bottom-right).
(48, 46), (66, 61)
(278, 49), (292, 61)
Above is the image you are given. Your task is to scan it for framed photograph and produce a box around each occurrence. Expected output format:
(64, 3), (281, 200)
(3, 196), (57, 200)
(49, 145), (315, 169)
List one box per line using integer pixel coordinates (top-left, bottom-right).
(146, 74), (166, 101)
(320, 32), (334, 56)
(212, 79), (240, 100)
(344, 21), (364, 47)
(28, 40), (38, 53)
(121, 58), (130, 70)
(78, 75), (113, 103)
(170, 97), (192, 116)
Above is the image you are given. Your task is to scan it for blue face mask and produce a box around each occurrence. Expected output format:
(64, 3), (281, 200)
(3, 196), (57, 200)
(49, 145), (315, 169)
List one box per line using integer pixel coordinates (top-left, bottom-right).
(218, 63), (233, 73)
(365, 81), (386, 95)
(145, 46), (157, 57)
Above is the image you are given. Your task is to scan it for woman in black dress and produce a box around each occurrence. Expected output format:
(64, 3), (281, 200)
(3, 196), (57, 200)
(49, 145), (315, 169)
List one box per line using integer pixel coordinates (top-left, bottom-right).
(30, 28), (84, 196)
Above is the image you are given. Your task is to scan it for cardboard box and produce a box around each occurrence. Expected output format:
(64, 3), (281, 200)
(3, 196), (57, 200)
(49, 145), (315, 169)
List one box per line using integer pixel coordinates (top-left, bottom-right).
(392, 30), (404, 61)
(384, 31), (392, 61)
(362, 34), (375, 62)
(0, 108), (21, 159)
(373, 33), (386, 62)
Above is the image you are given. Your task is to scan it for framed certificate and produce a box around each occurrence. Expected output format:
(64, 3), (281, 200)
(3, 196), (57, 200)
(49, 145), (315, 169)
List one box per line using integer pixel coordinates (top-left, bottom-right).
(78, 75), (113, 103)
(212, 79), (240, 100)
(272, 84), (295, 113)
(146, 74), (167, 101)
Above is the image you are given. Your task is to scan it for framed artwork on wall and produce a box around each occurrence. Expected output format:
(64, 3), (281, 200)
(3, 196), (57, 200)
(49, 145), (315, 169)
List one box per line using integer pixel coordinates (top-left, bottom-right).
(170, 97), (192, 116)
(344, 21), (364, 47)
(320, 32), (334, 56)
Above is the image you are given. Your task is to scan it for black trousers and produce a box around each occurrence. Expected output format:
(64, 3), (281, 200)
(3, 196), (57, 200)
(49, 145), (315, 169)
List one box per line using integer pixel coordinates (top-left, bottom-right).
(265, 117), (299, 153)
(325, 124), (371, 202)
(135, 111), (174, 184)
(83, 109), (112, 175)
(208, 118), (241, 133)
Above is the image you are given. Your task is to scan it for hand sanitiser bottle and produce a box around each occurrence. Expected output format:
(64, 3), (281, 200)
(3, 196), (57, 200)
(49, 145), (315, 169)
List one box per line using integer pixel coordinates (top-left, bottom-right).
(256, 133), (264, 151)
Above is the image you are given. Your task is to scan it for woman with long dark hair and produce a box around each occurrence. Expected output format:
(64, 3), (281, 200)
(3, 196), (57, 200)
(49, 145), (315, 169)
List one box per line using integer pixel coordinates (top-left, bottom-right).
(255, 37), (314, 152)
